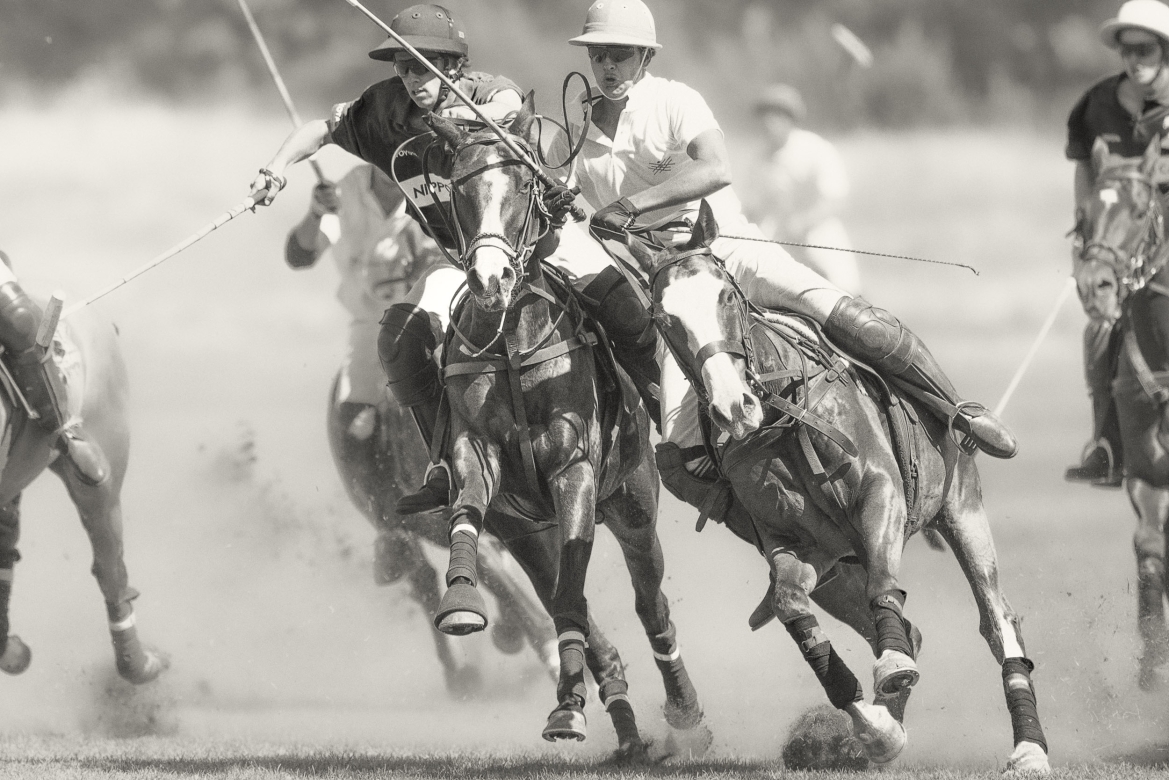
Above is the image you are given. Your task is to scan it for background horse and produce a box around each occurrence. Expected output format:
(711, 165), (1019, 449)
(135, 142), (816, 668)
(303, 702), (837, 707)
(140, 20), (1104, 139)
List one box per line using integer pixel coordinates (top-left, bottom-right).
(1074, 136), (1169, 690)
(422, 101), (707, 754)
(0, 303), (165, 685)
(326, 372), (561, 696)
(623, 202), (1049, 772)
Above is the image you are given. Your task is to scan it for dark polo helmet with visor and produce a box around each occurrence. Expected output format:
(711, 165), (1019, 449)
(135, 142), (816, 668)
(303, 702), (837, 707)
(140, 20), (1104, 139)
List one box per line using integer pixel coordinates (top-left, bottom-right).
(369, 3), (468, 61)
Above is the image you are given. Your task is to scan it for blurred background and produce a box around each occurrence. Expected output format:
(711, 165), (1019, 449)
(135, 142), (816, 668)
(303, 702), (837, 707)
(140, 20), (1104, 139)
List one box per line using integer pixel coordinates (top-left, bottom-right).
(0, 0), (1165, 771)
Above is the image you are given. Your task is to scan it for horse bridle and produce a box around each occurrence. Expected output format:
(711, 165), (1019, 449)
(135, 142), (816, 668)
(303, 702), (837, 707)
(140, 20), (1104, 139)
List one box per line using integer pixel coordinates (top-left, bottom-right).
(1082, 167), (1166, 294)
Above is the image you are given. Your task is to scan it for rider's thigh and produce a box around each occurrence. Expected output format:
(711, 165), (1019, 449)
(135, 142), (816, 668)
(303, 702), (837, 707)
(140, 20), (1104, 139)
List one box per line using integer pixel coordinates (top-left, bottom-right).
(658, 344), (704, 449)
(406, 263), (467, 333)
(545, 221), (614, 292)
(713, 225), (847, 322)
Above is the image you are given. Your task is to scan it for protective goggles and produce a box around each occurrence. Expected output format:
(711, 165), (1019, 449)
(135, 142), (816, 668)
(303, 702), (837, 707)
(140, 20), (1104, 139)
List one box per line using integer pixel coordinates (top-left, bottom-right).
(587, 46), (638, 64)
(1120, 41), (1161, 59)
(393, 54), (453, 78)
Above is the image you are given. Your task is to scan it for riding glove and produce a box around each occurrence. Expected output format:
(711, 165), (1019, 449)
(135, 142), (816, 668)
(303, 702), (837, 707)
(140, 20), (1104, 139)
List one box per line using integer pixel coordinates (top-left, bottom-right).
(542, 184), (579, 227)
(590, 197), (640, 241)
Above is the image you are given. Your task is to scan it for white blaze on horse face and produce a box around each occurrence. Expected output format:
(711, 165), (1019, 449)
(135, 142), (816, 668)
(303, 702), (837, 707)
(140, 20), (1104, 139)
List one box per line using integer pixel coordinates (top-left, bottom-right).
(1099, 188), (1119, 207)
(468, 150), (514, 297)
(659, 269), (762, 436)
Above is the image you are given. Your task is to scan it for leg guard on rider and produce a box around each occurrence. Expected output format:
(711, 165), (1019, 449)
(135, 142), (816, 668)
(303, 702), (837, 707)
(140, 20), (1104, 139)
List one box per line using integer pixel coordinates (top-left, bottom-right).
(1067, 320), (1123, 485)
(823, 296), (1017, 459)
(0, 283), (107, 485)
(581, 267), (661, 427)
(378, 304), (450, 514)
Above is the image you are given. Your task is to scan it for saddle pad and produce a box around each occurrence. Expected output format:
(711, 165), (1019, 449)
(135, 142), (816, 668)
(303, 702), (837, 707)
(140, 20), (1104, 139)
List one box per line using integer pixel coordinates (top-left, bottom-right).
(53, 323), (86, 425)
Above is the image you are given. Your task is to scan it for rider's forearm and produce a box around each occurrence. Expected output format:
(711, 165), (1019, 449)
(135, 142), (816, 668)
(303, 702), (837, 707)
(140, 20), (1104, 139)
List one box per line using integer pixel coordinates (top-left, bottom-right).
(1073, 161), (1093, 216)
(624, 160), (731, 216)
(263, 119), (331, 178)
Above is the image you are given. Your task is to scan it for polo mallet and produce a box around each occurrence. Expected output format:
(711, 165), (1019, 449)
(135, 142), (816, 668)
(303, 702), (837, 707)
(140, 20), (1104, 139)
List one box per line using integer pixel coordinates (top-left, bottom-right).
(992, 277), (1077, 417)
(62, 188), (272, 318)
(236, 0), (328, 185)
(830, 23), (873, 69)
(335, 0), (586, 223)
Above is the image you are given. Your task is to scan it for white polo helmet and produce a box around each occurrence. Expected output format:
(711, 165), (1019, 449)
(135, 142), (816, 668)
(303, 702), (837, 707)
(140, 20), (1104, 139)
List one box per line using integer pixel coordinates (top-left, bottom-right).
(1100, 0), (1169, 48)
(569, 0), (662, 50)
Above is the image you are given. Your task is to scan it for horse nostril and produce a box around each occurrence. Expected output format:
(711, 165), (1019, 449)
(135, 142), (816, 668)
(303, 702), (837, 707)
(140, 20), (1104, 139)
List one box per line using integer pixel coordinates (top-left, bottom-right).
(500, 265), (516, 288)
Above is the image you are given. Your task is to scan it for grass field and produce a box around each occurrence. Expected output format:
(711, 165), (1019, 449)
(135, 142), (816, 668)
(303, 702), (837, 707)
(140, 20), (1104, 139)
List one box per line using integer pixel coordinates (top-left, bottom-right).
(0, 84), (1164, 777)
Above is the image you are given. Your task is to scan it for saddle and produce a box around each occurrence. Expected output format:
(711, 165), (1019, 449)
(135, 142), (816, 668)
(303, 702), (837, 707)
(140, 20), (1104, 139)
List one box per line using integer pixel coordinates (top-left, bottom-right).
(0, 327), (84, 426)
(438, 265), (642, 522)
(702, 309), (926, 544)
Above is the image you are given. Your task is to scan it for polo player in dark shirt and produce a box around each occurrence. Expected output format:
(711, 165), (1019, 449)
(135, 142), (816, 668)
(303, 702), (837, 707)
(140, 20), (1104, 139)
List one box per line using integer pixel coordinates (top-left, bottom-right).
(1065, 0), (1169, 486)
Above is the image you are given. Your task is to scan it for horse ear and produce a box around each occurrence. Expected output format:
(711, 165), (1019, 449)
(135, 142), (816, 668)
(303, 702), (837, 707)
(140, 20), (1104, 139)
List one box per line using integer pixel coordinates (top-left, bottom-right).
(427, 112), (467, 150)
(625, 235), (663, 275)
(508, 91), (539, 141)
(1142, 134), (1162, 176)
(687, 200), (720, 249)
(1091, 137), (1111, 174)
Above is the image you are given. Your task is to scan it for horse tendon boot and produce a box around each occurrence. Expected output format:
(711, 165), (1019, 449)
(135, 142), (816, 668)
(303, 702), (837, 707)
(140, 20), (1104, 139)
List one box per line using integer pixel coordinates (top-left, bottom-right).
(1137, 554), (1168, 689)
(650, 620), (704, 730)
(870, 590), (920, 700)
(543, 630), (588, 742)
(433, 510), (488, 635)
(1001, 658), (1050, 772)
(823, 296), (1017, 459)
(107, 598), (166, 684)
(0, 569), (30, 675)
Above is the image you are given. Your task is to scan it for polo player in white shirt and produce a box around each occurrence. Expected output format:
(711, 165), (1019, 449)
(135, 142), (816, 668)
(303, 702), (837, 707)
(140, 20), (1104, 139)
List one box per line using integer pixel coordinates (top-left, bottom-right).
(560, 0), (1016, 470)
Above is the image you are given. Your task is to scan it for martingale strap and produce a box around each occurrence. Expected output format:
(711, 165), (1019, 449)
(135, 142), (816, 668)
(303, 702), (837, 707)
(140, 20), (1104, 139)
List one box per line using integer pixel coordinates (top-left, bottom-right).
(444, 307), (599, 502)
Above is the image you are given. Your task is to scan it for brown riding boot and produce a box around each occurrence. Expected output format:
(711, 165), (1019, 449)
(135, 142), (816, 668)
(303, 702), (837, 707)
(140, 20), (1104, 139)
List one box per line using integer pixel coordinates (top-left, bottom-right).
(1066, 319), (1123, 486)
(823, 297), (1017, 459)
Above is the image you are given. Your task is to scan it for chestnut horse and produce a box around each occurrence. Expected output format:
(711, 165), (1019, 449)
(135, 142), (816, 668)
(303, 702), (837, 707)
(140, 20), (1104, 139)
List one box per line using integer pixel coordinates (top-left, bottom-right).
(621, 201), (1049, 772)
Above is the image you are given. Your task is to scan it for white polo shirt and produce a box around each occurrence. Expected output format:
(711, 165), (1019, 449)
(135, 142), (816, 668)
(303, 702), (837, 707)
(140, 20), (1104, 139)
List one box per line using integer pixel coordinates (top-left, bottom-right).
(565, 73), (750, 232)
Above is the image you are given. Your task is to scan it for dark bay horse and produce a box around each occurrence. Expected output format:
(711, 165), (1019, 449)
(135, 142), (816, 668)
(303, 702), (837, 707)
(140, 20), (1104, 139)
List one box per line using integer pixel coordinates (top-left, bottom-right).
(1074, 136), (1169, 690)
(622, 202), (1050, 772)
(326, 372), (561, 695)
(0, 304), (165, 685)
(422, 100), (707, 753)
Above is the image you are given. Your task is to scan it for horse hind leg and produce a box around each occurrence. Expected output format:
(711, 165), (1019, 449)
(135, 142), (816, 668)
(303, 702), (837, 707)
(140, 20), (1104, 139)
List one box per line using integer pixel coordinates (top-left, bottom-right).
(772, 549), (906, 765)
(0, 497), (28, 675)
(938, 470), (1050, 773)
(1128, 479), (1169, 689)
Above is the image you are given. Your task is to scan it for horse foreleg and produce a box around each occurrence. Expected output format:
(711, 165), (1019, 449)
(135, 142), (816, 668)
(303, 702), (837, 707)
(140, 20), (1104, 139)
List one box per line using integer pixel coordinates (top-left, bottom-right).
(1128, 478), (1169, 689)
(541, 460), (597, 744)
(476, 534), (557, 665)
(0, 496), (28, 675)
(939, 468), (1050, 774)
(855, 482), (919, 704)
(434, 432), (500, 636)
(599, 463), (704, 733)
(583, 620), (649, 760)
(771, 548), (906, 764)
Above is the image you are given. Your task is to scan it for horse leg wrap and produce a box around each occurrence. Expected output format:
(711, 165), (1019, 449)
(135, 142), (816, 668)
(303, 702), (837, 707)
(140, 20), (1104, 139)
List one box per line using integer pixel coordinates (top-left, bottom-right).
(0, 571), (11, 649)
(1002, 657), (1047, 754)
(445, 520), (480, 588)
(599, 678), (641, 749)
(647, 620), (703, 728)
(871, 590), (915, 658)
(378, 304), (442, 410)
(581, 267), (661, 425)
(556, 631), (588, 707)
(785, 614), (863, 710)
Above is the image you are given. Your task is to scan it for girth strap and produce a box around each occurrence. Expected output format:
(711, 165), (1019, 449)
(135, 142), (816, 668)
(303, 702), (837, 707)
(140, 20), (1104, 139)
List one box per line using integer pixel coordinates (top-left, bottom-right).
(751, 380), (859, 458)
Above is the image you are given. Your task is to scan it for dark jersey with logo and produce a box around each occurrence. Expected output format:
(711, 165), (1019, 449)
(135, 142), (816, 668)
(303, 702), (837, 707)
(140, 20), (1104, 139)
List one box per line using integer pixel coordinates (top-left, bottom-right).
(1067, 73), (1169, 161)
(327, 72), (521, 249)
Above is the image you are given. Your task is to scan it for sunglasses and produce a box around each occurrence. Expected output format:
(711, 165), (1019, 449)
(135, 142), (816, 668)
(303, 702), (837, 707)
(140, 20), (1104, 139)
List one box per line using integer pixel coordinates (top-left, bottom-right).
(393, 55), (451, 78)
(587, 46), (638, 64)
(1120, 41), (1161, 59)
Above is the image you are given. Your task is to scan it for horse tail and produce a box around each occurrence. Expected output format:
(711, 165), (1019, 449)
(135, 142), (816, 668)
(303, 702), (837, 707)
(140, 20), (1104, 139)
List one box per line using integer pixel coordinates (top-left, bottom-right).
(921, 528), (947, 553)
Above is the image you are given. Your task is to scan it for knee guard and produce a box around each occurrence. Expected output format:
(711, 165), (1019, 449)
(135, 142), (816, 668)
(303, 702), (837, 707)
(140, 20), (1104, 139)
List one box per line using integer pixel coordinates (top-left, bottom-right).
(824, 296), (958, 402)
(0, 282), (41, 354)
(378, 304), (441, 408)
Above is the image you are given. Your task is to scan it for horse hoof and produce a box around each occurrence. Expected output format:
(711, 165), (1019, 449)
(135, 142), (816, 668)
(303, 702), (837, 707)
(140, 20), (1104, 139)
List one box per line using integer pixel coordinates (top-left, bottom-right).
(847, 701), (907, 765)
(1003, 741), (1050, 775)
(542, 704), (587, 742)
(611, 738), (650, 765)
(651, 722), (714, 762)
(874, 686), (913, 724)
(490, 618), (526, 656)
(0, 636), (31, 675)
(119, 647), (170, 685)
(434, 583), (488, 635)
(873, 649), (920, 696)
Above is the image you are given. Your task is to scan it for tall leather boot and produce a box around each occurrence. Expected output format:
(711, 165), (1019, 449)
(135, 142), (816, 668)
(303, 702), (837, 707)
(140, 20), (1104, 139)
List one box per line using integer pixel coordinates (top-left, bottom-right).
(823, 296), (1017, 459)
(379, 303), (451, 515)
(580, 267), (661, 428)
(0, 283), (106, 485)
(1066, 318), (1123, 486)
